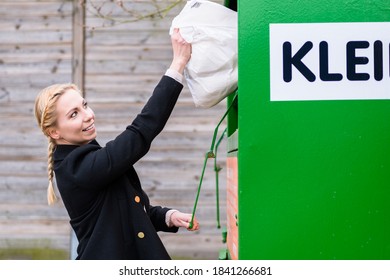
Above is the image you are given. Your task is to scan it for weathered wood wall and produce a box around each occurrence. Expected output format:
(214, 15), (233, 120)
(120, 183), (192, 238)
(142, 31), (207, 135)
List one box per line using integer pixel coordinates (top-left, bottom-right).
(0, 0), (74, 254)
(0, 0), (227, 259)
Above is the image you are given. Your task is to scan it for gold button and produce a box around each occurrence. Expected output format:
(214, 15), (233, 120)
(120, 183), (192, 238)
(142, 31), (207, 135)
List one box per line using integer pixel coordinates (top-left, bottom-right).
(137, 232), (145, 239)
(134, 196), (140, 203)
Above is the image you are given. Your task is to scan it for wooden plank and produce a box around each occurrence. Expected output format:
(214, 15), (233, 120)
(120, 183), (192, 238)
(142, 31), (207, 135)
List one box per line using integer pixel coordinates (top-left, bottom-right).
(0, 19), (73, 31)
(86, 30), (170, 46)
(83, 0), (184, 23)
(0, 237), (70, 253)
(85, 59), (168, 73)
(1, 60), (71, 73)
(0, 51), (71, 64)
(86, 15), (175, 31)
(0, 44), (70, 53)
(160, 234), (226, 259)
(86, 45), (172, 60)
(0, 204), (68, 220)
(72, 0), (86, 91)
(1, 0), (65, 2)
(0, 2), (73, 17)
(0, 219), (69, 237)
(0, 30), (72, 44)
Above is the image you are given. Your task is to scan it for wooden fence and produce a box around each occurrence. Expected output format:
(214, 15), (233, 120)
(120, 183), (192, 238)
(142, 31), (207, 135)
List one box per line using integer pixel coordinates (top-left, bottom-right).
(0, 0), (227, 259)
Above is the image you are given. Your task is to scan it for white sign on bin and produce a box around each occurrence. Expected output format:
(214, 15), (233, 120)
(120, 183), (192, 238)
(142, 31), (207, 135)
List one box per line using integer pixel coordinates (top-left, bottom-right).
(270, 22), (390, 101)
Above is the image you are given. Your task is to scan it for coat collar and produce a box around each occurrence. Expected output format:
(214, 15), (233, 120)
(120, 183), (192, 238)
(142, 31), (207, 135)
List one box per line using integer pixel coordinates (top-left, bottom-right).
(54, 139), (100, 161)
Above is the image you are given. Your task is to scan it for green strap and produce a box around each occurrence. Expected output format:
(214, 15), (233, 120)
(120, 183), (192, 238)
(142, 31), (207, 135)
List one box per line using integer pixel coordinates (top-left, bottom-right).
(189, 92), (238, 229)
(207, 92), (238, 158)
(188, 151), (209, 229)
(214, 127), (227, 229)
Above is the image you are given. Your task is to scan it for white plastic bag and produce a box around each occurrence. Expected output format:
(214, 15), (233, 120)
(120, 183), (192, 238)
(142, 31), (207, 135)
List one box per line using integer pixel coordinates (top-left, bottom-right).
(170, 0), (238, 108)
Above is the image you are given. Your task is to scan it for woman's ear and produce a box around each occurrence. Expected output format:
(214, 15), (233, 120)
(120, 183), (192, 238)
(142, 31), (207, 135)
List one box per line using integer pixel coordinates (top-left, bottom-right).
(48, 128), (61, 140)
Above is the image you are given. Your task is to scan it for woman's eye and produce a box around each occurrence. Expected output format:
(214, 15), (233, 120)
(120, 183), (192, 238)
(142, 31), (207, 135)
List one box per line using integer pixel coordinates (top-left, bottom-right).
(70, 111), (77, 118)
(83, 102), (88, 108)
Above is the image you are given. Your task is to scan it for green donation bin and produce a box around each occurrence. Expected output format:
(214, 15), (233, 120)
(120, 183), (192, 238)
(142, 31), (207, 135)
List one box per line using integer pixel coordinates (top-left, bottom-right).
(225, 0), (390, 260)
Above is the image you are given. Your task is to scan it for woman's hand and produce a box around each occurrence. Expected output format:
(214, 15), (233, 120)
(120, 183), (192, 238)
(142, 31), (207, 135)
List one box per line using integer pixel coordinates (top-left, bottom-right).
(169, 28), (192, 75)
(170, 211), (199, 231)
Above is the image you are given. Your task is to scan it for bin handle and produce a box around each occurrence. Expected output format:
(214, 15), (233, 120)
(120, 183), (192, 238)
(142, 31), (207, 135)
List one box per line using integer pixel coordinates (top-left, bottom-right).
(214, 127), (227, 229)
(189, 92), (238, 229)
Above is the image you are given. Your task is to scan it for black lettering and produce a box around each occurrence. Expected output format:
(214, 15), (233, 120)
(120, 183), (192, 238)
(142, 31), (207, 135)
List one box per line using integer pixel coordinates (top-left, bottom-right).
(373, 40), (383, 81)
(119, 266), (132, 275)
(319, 41), (343, 81)
(346, 41), (370, 81)
(283, 41), (316, 82)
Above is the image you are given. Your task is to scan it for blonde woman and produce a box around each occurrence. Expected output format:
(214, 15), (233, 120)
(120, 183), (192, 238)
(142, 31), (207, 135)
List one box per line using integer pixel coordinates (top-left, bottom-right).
(34, 29), (199, 260)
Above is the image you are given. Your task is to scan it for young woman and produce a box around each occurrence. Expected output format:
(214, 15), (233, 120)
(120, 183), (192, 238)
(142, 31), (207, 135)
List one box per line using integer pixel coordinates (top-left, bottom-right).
(34, 29), (199, 260)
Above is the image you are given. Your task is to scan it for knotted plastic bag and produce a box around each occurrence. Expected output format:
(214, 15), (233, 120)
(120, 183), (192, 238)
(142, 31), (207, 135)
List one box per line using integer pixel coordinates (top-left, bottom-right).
(170, 0), (238, 108)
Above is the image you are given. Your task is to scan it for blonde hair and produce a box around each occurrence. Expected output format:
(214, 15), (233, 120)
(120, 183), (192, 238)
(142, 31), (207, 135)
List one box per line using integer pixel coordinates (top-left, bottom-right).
(34, 83), (81, 205)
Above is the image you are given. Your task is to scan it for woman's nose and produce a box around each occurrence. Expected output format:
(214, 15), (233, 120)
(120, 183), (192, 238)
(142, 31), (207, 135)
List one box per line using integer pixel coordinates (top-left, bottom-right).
(83, 109), (94, 121)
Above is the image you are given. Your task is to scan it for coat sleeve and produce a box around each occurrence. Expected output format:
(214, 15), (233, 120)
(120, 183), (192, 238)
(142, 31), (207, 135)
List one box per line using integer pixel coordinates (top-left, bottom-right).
(148, 205), (179, 233)
(62, 76), (183, 189)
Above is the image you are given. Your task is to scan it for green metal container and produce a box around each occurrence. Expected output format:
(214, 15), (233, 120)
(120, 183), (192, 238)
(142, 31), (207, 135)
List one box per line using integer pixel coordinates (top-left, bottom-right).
(225, 0), (390, 260)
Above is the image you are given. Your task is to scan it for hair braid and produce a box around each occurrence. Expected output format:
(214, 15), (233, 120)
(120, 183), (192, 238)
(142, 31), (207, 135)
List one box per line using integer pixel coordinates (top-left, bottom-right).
(47, 138), (57, 205)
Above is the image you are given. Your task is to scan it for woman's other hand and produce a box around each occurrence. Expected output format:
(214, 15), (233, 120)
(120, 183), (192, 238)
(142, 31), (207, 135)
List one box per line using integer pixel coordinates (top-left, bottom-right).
(170, 211), (199, 231)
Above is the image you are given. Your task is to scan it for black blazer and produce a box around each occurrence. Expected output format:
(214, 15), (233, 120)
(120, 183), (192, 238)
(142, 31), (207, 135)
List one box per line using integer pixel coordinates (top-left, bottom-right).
(53, 76), (183, 259)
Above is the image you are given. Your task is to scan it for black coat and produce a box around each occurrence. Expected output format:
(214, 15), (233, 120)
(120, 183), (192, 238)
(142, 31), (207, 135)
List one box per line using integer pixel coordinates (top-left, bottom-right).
(53, 76), (183, 259)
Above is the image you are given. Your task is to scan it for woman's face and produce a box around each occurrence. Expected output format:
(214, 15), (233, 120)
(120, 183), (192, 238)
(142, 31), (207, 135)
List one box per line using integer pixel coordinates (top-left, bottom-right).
(50, 89), (96, 145)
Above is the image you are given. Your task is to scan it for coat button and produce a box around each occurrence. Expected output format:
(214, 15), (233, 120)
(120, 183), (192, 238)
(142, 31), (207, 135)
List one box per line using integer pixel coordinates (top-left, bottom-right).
(137, 232), (145, 239)
(134, 196), (141, 203)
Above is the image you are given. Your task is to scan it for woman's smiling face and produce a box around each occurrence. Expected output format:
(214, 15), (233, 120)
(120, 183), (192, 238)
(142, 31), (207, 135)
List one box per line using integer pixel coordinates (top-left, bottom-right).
(49, 89), (96, 146)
